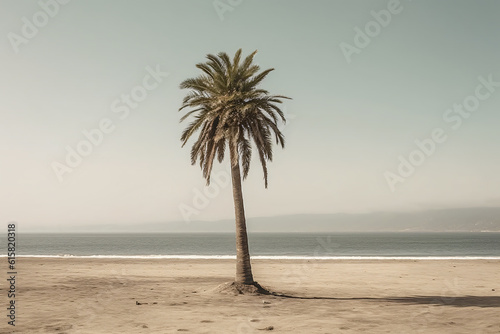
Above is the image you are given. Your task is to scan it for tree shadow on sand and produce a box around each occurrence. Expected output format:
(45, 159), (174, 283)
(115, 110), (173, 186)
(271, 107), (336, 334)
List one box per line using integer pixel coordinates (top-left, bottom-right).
(378, 296), (500, 308)
(270, 293), (500, 308)
(213, 282), (500, 308)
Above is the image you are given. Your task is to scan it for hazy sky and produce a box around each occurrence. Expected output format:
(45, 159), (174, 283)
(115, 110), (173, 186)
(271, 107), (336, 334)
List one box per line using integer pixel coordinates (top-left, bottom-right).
(1, 0), (500, 229)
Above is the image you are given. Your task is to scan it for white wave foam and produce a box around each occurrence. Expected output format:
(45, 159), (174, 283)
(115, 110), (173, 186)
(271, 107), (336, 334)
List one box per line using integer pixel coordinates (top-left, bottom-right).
(2, 255), (500, 260)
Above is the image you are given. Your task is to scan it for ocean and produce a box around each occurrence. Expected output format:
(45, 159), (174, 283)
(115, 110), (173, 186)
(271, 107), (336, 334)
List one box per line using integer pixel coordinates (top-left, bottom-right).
(3, 232), (500, 259)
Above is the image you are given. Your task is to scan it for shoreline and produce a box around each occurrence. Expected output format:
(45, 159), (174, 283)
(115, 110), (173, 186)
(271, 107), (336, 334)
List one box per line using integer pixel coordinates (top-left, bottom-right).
(5, 255), (500, 260)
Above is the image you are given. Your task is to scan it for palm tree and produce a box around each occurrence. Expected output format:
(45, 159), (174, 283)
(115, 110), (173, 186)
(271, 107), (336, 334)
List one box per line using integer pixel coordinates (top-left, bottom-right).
(179, 49), (290, 285)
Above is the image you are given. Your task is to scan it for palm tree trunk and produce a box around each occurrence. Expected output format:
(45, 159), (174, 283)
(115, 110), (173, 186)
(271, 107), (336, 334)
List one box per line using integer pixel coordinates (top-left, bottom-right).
(229, 143), (254, 284)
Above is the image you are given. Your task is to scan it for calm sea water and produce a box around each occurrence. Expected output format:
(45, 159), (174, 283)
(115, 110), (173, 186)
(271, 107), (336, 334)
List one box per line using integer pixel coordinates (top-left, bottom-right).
(3, 233), (500, 259)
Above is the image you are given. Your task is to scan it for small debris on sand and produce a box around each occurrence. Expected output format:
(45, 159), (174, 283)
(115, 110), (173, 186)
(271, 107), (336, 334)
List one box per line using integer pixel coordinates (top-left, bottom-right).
(258, 326), (274, 331)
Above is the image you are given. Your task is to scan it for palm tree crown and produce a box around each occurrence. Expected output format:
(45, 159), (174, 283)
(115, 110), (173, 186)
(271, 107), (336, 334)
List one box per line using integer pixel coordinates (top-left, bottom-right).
(179, 49), (290, 187)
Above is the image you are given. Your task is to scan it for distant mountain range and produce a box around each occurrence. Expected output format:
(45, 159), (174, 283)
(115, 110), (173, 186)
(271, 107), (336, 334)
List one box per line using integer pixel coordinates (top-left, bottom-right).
(33, 207), (500, 233)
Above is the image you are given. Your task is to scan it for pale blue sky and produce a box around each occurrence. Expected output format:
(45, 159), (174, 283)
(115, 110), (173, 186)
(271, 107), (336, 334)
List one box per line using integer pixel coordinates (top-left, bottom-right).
(1, 0), (499, 229)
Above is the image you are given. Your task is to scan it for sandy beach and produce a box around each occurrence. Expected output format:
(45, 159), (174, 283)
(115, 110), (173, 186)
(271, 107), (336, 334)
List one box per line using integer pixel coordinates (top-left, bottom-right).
(4, 258), (499, 333)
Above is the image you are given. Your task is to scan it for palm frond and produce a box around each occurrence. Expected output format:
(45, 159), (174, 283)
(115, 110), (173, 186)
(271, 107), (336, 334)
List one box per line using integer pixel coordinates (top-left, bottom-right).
(179, 49), (290, 187)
